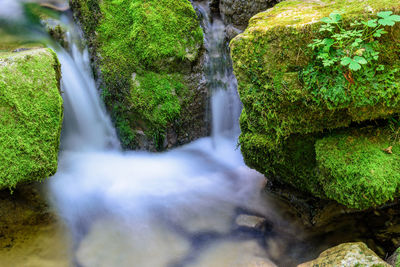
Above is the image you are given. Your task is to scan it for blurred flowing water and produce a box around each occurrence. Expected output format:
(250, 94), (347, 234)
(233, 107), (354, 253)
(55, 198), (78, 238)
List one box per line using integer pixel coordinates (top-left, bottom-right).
(47, 4), (283, 266)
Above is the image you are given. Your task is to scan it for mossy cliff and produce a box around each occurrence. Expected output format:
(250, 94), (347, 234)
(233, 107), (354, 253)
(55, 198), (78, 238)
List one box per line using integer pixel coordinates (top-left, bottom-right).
(70, 0), (209, 150)
(0, 48), (63, 190)
(230, 0), (400, 210)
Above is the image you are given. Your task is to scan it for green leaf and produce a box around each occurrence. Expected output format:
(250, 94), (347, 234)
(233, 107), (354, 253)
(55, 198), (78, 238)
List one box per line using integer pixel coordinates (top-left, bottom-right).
(349, 61), (361, 71)
(363, 19), (378, 27)
(377, 11), (400, 26)
(329, 12), (342, 23)
(321, 12), (342, 24)
(354, 56), (367, 65)
(341, 57), (353, 66)
(378, 11), (393, 18)
(373, 29), (387, 37)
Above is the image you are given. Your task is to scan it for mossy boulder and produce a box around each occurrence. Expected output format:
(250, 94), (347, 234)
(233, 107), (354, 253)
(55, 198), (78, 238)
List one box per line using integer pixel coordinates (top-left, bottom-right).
(230, 0), (400, 209)
(70, 0), (209, 151)
(0, 48), (63, 189)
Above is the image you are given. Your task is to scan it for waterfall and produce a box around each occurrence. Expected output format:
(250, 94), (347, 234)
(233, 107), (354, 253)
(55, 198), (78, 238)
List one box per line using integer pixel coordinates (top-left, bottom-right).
(47, 8), (280, 267)
(57, 24), (120, 151)
(195, 1), (242, 140)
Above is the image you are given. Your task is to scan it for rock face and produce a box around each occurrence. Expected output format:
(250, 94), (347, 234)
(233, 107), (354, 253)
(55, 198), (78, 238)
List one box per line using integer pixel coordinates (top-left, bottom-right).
(0, 48), (63, 189)
(220, 0), (280, 30)
(230, 0), (400, 210)
(70, 0), (209, 151)
(298, 242), (390, 267)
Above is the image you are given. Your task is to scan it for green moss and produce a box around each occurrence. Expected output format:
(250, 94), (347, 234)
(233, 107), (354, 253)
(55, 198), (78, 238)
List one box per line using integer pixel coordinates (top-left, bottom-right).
(0, 48), (63, 189)
(70, 0), (204, 149)
(316, 127), (400, 209)
(130, 72), (186, 128)
(231, 0), (400, 209)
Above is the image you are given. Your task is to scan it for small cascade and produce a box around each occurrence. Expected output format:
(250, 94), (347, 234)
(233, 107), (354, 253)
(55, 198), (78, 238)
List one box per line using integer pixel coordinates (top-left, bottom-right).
(195, 1), (242, 140)
(55, 20), (120, 151)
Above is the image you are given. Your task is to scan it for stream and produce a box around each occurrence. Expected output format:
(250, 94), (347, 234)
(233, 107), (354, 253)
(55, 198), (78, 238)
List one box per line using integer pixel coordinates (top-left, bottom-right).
(1, 0), (398, 266)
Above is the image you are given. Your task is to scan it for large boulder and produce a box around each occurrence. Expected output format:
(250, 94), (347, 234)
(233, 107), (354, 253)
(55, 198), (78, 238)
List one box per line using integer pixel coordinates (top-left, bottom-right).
(230, 0), (400, 209)
(70, 0), (209, 151)
(0, 48), (63, 189)
(298, 242), (390, 267)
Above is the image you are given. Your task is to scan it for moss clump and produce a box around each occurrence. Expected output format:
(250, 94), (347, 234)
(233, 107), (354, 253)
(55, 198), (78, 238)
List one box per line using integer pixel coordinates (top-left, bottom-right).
(231, 0), (400, 209)
(0, 48), (63, 189)
(70, 0), (205, 150)
(316, 127), (400, 209)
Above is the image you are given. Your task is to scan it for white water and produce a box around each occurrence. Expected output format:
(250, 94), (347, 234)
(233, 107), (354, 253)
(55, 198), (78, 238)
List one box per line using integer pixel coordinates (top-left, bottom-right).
(45, 4), (283, 267)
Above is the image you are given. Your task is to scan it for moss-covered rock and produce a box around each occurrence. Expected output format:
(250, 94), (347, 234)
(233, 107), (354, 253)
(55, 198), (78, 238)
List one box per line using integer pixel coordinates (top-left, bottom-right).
(230, 0), (400, 209)
(70, 0), (209, 150)
(316, 127), (400, 209)
(298, 242), (390, 267)
(0, 48), (63, 189)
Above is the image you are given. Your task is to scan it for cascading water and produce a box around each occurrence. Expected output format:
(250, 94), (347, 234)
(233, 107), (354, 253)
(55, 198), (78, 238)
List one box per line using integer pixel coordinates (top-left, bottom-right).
(47, 4), (285, 267)
(196, 2), (242, 140)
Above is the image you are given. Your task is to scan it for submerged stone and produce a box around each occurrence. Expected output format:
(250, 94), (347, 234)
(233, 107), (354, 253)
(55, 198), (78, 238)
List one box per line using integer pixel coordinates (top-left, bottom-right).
(0, 48), (63, 189)
(230, 0), (400, 209)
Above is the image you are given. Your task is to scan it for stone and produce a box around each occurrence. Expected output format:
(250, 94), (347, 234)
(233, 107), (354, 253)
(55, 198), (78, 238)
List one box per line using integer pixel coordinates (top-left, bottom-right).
(220, 0), (281, 30)
(387, 247), (400, 266)
(70, 0), (209, 151)
(235, 214), (266, 229)
(230, 0), (400, 210)
(298, 242), (390, 267)
(0, 48), (63, 189)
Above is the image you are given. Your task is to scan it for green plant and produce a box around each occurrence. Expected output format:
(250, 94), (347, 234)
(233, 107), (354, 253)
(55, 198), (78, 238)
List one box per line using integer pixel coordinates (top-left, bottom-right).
(310, 11), (400, 73)
(302, 11), (400, 108)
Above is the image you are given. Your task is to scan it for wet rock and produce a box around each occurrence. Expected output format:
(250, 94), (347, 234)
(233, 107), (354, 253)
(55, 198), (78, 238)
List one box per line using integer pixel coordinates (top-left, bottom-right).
(235, 214), (266, 229)
(219, 0), (281, 30)
(225, 24), (242, 41)
(70, 0), (209, 151)
(42, 19), (69, 49)
(387, 247), (400, 266)
(298, 242), (390, 267)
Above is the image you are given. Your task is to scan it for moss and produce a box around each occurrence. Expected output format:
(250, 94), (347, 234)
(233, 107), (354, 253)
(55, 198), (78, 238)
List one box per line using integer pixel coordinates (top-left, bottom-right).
(316, 127), (400, 209)
(130, 72), (186, 128)
(231, 0), (400, 209)
(70, 0), (204, 150)
(0, 48), (63, 189)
